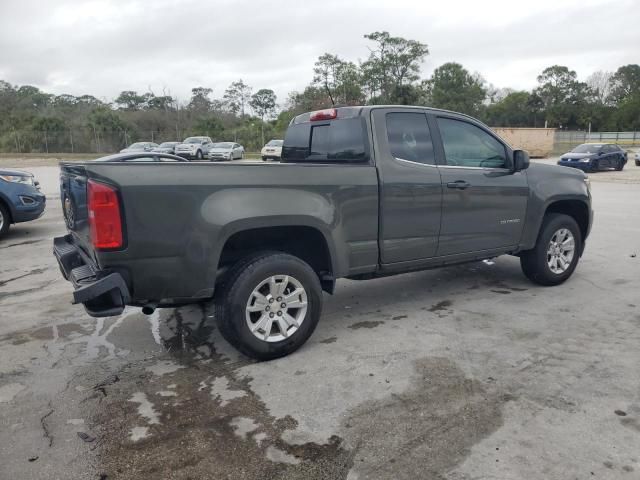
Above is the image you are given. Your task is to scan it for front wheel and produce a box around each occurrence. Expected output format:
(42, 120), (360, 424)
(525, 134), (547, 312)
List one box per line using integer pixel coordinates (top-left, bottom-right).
(615, 158), (624, 171)
(214, 252), (323, 360)
(195, 150), (203, 160)
(635, 160), (640, 167)
(520, 213), (582, 286)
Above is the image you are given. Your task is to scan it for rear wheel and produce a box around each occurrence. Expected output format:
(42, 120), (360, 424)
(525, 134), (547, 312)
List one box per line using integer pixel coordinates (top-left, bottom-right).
(520, 213), (582, 286)
(636, 160), (640, 167)
(215, 252), (323, 360)
(615, 157), (624, 171)
(0, 202), (10, 239)
(262, 156), (267, 161)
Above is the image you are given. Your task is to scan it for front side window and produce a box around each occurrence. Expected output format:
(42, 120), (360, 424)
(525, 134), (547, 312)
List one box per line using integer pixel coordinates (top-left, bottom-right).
(385, 112), (434, 165)
(437, 118), (507, 168)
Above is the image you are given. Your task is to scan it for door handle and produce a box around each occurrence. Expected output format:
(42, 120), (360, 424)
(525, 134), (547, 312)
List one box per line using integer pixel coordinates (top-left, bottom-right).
(447, 180), (471, 189)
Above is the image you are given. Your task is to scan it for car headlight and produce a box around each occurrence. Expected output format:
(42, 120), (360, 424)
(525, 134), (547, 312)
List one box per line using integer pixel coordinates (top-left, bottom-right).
(579, 158), (591, 163)
(0, 174), (34, 185)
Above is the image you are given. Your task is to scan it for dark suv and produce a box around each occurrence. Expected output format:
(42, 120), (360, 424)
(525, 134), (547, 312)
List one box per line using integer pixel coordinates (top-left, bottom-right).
(558, 143), (627, 172)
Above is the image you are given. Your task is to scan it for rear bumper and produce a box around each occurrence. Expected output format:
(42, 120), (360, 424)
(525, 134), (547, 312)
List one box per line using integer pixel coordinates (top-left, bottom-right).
(53, 235), (130, 317)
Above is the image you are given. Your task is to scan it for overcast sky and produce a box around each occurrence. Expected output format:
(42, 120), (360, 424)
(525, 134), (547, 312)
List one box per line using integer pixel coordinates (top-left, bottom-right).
(0, 0), (638, 105)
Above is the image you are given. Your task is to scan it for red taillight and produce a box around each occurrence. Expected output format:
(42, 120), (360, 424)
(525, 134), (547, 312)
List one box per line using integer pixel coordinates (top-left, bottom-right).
(310, 108), (337, 121)
(88, 179), (123, 249)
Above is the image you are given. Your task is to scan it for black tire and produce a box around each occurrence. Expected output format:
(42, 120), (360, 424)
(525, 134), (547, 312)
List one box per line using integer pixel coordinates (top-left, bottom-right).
(214, 251), (323, 360)
(636, 160), (640, 167)
(615, 158), (624, 171)
(196, 150), (203, 160)
(520, 213), (582, 286)
(261, 156), (267, 161)
(590, 159), (599, 172)
(0, 202), (10, 239)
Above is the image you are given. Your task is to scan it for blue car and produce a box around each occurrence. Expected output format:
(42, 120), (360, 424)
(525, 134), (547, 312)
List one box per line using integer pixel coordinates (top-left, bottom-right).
(0, 168), (46, 239)
(558, 143), (627, 172)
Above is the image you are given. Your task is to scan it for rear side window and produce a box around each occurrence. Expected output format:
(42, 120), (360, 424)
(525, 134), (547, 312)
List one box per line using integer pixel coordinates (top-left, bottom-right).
(281, 118), (369, 163)
(385, 112), (435, 165)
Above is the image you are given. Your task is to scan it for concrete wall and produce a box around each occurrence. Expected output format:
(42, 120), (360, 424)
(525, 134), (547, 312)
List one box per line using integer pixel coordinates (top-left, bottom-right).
(492, 128), (556, 158)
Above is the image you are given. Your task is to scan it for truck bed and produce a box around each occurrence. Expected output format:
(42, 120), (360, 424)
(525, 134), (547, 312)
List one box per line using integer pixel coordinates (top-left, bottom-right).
(58, 161), (379, 309)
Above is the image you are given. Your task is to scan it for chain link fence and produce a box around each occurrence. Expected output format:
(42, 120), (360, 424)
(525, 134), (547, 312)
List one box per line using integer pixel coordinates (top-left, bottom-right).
(553, 131), (640, 154)
(0, 127), (266, 154)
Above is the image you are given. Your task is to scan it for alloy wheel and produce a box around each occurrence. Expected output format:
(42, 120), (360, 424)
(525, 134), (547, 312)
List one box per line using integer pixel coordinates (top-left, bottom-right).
(245, 275), (308, 342)
(547, 228), (575, 274)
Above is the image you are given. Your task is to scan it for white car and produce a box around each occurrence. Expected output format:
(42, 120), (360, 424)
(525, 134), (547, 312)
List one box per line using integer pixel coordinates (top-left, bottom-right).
(207, 142), (245, 161)
(174, 136), (213, 160)
(261, 139), (283, 161)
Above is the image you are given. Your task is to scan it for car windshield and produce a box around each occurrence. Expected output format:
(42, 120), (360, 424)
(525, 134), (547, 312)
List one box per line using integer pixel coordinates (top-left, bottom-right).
(129, 142), (147, 148)
(184, 137), (204, 144)
(572, 144), (602, 153)
(212, 142), (234, 148)
(159, 142), (176, 147)
(266, 140), (283, 147)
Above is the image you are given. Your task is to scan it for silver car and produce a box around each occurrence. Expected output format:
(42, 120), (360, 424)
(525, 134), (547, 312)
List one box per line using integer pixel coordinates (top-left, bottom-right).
(120, 142), (158, 153)
(207, 142), (245, 161)
(152, 142), (180, 154)
(174, 137), (213, 160)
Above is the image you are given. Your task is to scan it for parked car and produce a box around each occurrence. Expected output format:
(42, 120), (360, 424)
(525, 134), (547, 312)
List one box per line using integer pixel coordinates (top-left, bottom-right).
(207, 142), (245, 161)
(90, 153), (187, 163)
(557, 143), (627, 172)
(120, 142), (158, 153)
(54, 105), (592, 360)
(174, 136), (213, 160)
(261, 139), (284, 161)
(152, 142), (180, 154)
(0, 168), (46, 239)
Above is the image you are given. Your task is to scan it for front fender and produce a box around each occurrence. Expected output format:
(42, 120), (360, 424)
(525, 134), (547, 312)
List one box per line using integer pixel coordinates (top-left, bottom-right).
(519, 163), (591, 250)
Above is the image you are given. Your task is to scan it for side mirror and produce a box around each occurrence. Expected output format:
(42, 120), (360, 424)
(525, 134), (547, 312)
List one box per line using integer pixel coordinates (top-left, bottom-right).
(513, 150), (530, 172)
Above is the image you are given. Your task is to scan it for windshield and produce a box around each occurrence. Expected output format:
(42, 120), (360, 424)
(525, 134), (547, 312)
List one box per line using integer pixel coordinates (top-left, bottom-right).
(129, 142), (146, 148)
(159, 142), (177, 147)
(211, 142), (234, 148)
(266, 140), (283, 147)
(184, 137), (205, 144)
(572, 144), (602, 154)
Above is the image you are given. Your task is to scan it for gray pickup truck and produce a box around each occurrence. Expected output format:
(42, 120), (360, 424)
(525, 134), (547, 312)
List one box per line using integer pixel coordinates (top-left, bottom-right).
(54, 106), (592, 360)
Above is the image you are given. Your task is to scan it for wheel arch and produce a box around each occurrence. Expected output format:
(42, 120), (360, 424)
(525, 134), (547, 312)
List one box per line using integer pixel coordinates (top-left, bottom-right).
(0, 192), (15, 224)
(216, 220), (338, 293)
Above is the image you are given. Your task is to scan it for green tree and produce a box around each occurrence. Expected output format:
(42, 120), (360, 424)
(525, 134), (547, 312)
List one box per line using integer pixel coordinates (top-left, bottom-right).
(534, 65), (592, 128)
(223, 80), (252, 117)
(312, 54), (363, 105)
(361, 31), (429, 103)
(188, 87), (213, 112)
(426, 62), (486, 115)
(610, 64), (640, 103)
(249, 89), (277, 146)
(114, 90), (146, 110)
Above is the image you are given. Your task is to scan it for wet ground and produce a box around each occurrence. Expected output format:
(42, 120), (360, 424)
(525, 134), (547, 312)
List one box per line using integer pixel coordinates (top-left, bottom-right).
(0, 163), (639, 479)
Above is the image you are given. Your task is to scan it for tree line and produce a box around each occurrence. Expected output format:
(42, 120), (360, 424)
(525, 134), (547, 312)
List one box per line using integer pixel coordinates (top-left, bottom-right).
(1, 31), (639, 153)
